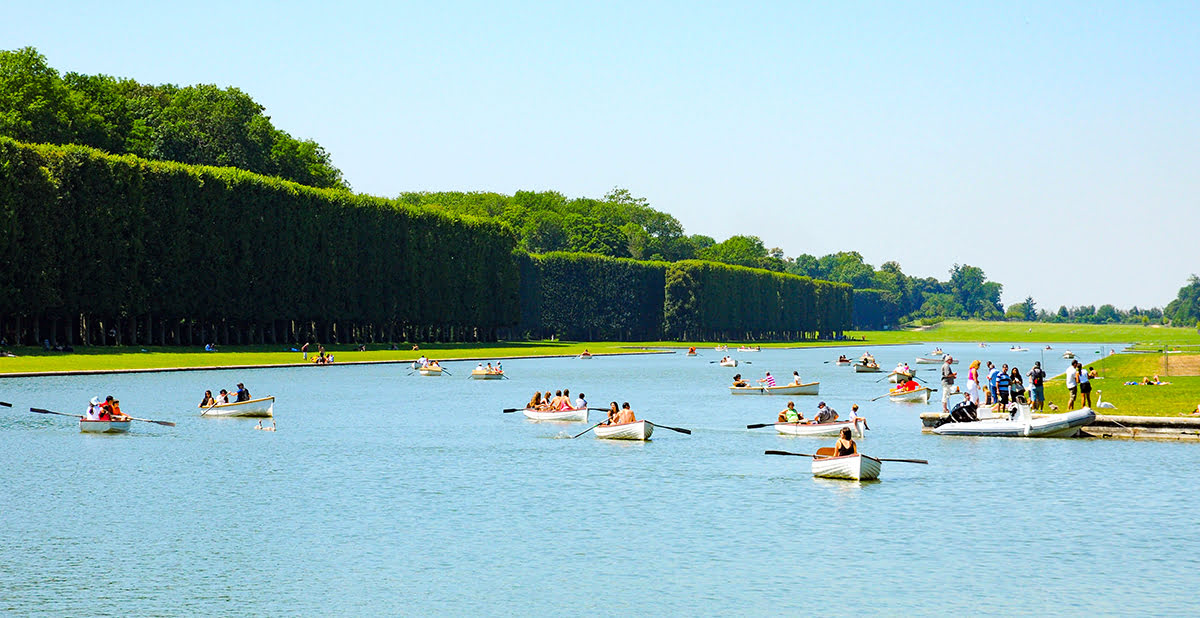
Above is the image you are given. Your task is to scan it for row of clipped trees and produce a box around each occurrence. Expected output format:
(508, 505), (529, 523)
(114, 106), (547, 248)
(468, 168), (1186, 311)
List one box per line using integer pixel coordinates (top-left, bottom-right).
(0, 138), (851, 346)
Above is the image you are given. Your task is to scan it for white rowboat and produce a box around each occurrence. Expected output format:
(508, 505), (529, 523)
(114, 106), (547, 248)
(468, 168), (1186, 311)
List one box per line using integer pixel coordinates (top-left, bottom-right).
(419, 366), (444, 376)
(915, 357), (954, 364)
(887, 371), (914, 383)
(888, 387), (932, 404)
(594, 420), (652, 440)
(469, 370), (504, 380)
(933, 406), (1095, 438)
(729, 382), (820, 396)
(853, 363), (881, 373)
(1062, 351), (1076, 359)
(1011, 346), (1029, 352)
(523, 407), (588, 422)
(774, 418), (864, 437)
(811, 449), (881, 481)
(720, 359), (738, 367)
(835, 360), (851, 366)
(80, 419), (131, 433)
(201, 396), (275, 418)
(579, 354), (593, 360)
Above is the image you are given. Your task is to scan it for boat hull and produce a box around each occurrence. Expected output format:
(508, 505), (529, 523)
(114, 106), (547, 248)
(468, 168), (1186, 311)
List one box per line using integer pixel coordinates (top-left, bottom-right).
(889, 387), (932, 403)
(720, 360), (738, 367)
(80, 419), (131, 433)
(811, 454), (881, 481)
(933, 408), (1096, 438)
(887, 371), (913, 383)
(594, 420), (652, 440)
(916, 357), (954, 364)
(774, 419), (863, 437)
(469, 370), (504, 380)
(418, 367), (444, 376)
(522, 407), (588, 422)
(730, 383), (820, 396)
(202, 396), (275, 418)
(835, 361), (851, 367)
(853, 364), (881, 373)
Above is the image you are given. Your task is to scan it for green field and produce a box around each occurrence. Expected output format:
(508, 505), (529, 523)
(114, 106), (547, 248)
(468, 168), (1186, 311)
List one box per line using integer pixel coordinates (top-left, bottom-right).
(1040, 352), (1200, 417)
(2, 319), (1198, 376)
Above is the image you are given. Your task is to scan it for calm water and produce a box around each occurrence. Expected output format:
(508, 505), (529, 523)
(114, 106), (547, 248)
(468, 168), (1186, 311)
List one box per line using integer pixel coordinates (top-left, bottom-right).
(1, 343), (1196, 616)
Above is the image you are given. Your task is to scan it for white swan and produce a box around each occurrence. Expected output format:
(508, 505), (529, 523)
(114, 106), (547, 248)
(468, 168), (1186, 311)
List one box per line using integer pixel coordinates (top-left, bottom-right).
(1095, 390), (1116, 409)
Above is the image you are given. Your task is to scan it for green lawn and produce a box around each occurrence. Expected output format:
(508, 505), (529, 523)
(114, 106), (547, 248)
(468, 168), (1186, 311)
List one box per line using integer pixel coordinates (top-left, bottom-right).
(849, 320), (1200, 346)
(2, 319), (1198, 375)
(1040, 352), (1200, 417)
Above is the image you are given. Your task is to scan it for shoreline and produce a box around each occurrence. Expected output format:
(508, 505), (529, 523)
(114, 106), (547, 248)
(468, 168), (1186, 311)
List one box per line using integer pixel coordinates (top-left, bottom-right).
(0, 350), (674, 379)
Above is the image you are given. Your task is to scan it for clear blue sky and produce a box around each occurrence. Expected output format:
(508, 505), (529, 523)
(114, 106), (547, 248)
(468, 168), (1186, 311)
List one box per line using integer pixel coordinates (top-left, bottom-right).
(5, 1), (1198, 310)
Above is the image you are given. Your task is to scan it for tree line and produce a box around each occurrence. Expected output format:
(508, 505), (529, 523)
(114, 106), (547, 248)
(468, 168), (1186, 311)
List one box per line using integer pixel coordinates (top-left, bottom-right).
(0, 47), (345, 190)
(0, 138), (851, 347)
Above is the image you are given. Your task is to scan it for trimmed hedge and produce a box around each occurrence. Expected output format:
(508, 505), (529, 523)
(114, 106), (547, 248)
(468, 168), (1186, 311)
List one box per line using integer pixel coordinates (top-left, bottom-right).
(518, 252), (666, 340)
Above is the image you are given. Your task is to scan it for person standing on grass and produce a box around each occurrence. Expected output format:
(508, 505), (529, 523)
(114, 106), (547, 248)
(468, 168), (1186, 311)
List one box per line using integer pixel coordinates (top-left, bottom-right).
(1077, 360), (1093, 408)
(1065, 361), (1079, 410)
(941, 355), (957, 413)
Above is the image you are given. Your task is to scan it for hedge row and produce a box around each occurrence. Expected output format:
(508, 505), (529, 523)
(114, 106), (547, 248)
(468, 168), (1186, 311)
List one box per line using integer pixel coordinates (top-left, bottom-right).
(517, 252), (667, 340)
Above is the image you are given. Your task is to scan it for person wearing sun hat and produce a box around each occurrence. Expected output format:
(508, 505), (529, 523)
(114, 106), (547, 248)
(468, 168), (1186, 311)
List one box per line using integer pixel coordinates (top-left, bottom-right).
(85, 396), (102, 420)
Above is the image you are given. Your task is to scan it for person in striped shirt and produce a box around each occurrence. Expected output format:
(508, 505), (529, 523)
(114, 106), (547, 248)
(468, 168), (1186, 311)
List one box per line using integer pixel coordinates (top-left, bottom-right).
(757, 372), (776, 387)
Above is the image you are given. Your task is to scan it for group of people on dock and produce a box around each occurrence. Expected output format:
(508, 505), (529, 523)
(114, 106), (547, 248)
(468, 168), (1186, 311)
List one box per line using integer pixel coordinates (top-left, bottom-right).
(198, 383), (251, 408)
(940, 355), (1051, 413)
(85, 395), (127, 421)
(527, 389), (585, 411)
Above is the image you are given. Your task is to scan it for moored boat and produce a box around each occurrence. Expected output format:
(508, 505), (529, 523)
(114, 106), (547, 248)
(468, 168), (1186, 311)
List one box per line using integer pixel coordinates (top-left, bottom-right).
(469, 369), (504, 380)
(201, 396), (275, 418)
(523, 407), (588, 422)
(80, 419), (131, 433)
(853, 363), (881, 373)
(729, 382), (820, 396)
(933, 406), (1095, 438)
(594, 420), (652, 441)
(774, 418), (864, 437)
(888, 387), (932, 403)
(811, 448), (881, 481)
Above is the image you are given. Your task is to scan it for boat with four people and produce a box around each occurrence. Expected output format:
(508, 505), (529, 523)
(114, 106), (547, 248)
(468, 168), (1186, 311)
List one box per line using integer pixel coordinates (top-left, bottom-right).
(469, 369), (504, 380)
(80, 418), (131, 433)
(201, 396), (275, 417)
(729, 382), (820, 396)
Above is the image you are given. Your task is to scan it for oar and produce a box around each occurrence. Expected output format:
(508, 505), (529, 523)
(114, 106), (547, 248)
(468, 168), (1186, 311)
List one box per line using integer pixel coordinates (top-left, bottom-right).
(572, 421), (604, 438)
(200, 401), (222, 416)
(502, 407), (526, 413)
(869, 392), (892, 402)
(29, 407), (84, 419)
(746, 422), (775, 429)
(648, 422), (691, 435)
(764, 450), (928, 464)
(440, 367), (453, 376)
(121, 415), (176, 427)
(0, 401), (12, 407)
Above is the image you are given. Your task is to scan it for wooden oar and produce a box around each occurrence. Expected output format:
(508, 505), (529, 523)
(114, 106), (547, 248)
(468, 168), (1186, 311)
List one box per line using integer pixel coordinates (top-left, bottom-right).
(648, 422), (691, 435)
(121, 415), (176, 427)
(746, 422), (775, 429)
(765, 450), (928, 464)
(30, 407), (84, 419)
(440, 367), (453, 376)
(501, 407), (527, 413)
(571, 421), (604, 438)
(200, 401), (222, 416)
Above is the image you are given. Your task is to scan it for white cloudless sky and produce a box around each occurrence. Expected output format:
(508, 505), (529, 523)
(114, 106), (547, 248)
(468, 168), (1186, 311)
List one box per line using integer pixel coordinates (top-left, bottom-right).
(4, 1), (1197, 310)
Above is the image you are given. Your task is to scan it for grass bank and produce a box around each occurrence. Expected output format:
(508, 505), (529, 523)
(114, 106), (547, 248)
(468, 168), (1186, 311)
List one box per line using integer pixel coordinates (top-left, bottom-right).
(849, 320), (1200, 345)
(1040, 352), (1200, 417)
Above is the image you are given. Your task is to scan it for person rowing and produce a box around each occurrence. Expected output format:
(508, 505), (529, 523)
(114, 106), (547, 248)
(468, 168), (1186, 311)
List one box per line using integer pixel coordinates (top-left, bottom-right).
(778, 401), (803, 423)
(614, 402), (636, 424)
(838, 355), (850, 363)
(235, 383), (250, 402)
(811, 401), (838, 424)
(757, 372), (776, 387)
(832, 426), (858, 456)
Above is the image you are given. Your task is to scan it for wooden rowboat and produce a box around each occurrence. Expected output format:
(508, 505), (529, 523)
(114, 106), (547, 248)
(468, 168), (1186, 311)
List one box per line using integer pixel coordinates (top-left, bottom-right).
(915, 357), (956, 364)
(80, 419), (131, 433)
(523, 407), (588, 422)
(714, 345), (728, 352)
(419, 366), (444, 376)
(730, 382), (820, 396)
(835, 360), (851, 366)
(579, 353), (593, 360)
(888, 387), (932, 403)
(811, 448), (881, 481)
(469, 369), (504, 380)
(774, 418), (864, 437)
(719, 359), (738, 367)
(594, 420), (652, 440)
(737, 346), (760, 352)
(853, 363), (881, 373)
(201, 396), (275, 418)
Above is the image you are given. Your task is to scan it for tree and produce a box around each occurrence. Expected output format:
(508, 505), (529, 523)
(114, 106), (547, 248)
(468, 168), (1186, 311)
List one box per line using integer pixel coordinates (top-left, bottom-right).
(948, 264), (1003, 318)
(1165, 275), (1200, 326)
(1022, 296), (1037, 321)
(0, 47), (75, 144)
(696, 235), (769, 268)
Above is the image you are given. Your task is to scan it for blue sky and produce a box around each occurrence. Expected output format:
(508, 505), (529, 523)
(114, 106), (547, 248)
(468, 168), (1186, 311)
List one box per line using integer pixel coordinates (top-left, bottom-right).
(5, 1), (1198, 310)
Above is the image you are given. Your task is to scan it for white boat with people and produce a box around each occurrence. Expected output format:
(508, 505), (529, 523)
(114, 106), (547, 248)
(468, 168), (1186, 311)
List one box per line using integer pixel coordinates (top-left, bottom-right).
(1062, 351), (1076, 359)
(469, 369), (503, 380)
(523, 407), (588, 422)
(915, 356), (953, 364)
(737, 346), (761, 352)
(1010, 346), (1030, 352)
(202, 396), (275, 418)
(719, 358), (738, 367)
(772, 418), (864, 437)
(811, 448), (882, 481)
(594, 419), (653, 441)
(729, 383), (820, 396)
(853, 362), (881, 373)
(419, 366), (444, 376)
(888, 386), (932, 404)
(714, 345), (728, 352)
(80, 418), (131, 433)
(932, 402), (1095, 438)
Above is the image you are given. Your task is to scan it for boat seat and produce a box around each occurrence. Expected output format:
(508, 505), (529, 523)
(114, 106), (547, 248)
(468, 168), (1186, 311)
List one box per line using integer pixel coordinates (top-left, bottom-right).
(815, 447), (836, 458)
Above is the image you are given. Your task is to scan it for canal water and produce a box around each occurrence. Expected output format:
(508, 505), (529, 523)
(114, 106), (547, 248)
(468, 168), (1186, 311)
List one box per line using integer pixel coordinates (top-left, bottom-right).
(1, 343), (1195, 615)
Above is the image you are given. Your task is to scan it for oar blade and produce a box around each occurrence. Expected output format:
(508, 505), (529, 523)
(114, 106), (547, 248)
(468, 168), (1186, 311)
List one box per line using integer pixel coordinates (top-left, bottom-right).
(0, 401), (12, 407)
(746, 423), (773, 429)
(764, 450), (812, 457)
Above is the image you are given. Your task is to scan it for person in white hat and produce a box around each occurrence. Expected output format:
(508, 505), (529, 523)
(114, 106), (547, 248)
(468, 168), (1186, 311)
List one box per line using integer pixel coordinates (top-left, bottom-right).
(85, 396), (102, 420)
